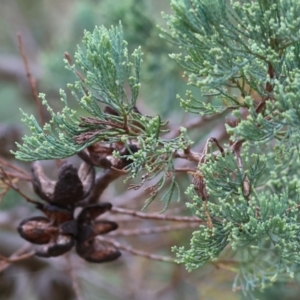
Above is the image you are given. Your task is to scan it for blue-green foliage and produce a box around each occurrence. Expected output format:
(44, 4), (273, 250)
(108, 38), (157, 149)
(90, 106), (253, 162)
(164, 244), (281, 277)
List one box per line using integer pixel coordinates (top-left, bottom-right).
(13, 22), (192, 210)
(163, 0), (300, 293)
(173, 144), (300, 292)
(13, 0), (300, 294)
(14, 23), (143, 161)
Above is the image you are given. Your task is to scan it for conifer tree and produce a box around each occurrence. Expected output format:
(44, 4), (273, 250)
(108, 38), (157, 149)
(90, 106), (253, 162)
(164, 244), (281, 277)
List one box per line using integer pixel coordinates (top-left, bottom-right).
(13, 0), (300, 296)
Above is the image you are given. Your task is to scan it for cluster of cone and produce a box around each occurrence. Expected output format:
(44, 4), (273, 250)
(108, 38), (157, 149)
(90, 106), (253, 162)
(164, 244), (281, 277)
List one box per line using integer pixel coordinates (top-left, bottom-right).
(18, 161), (121, 263)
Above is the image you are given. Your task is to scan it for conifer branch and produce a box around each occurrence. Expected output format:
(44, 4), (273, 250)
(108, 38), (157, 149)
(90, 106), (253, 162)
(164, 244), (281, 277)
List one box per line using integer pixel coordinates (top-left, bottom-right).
(9, 0), (300, 294)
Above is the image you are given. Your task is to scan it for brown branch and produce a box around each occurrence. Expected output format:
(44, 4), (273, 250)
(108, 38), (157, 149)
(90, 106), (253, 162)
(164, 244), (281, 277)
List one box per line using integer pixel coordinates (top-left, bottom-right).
(0, 167), (38, 205)
(197, 123), (229, 154)
(1, 171), (31, 181)
(89, 169), (123, 203)
(212, 261), (239, 273)
(255, 57), (276, 114)
(18, 33), (44, 125)
(77, 168), (123, 206)
(175, 124), (230, 165)
(110, 207), (204, 223)
(173, 148), (203, 162)
(174, 134), (230, 164)
(108, 223), (199, 237)
(64, 52), (85, 83)
(96, 236), (175, 263)
(0, 243), (32, 273)
(0, 158), (31, 177)
(0, 251), (34, 263)
(175, 167), (197, 173)
(209, 137), (224, 155)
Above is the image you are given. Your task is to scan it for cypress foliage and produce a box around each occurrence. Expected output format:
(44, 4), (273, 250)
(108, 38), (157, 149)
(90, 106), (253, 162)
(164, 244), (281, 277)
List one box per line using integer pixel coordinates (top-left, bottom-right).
(13, 0), (300, 295)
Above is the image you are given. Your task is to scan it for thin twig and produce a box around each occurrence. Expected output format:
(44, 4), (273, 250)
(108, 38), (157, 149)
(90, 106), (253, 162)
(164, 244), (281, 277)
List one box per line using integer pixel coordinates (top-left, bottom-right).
(108, 223), (199, 237)
(0, 167), (38, 205)
(166, 110), (229, 139)
(217, 259), (239, 264)
(0, 243), (32, 273)
(66, 254), (84, 300)
(0, 158), (31, 177)
(64, 52), (85, 83)
(209, 137), (224, 155)
(18, 33), (43, 125)
(1, 171), (31, 181)
(96, 236), (176, 263)
(64, 52), (88, 95)
(173, 148), (203, 162)
(232, 141), (250, 198)
(175, 167), (197, 173)
(174, 137), (228, 163)
(0, 251), (34, 263)
(110, 207), (204, 223)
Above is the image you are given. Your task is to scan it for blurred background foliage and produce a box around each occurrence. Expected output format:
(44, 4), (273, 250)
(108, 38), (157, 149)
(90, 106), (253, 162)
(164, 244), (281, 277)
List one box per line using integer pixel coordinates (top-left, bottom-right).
(0, 0), (299, 299)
